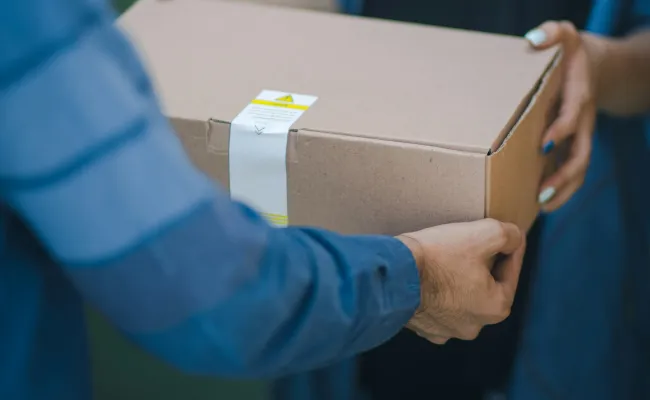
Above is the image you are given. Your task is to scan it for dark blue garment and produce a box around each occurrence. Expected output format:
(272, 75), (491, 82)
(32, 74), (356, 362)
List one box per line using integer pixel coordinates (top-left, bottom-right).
(0, 1), (422, 398)
(356, 0), (593, 398)
(508, 116), (650, 400)
(509, 2), (650, 398)
(275, 0), (650, 399)
(361, 0), (593, 36)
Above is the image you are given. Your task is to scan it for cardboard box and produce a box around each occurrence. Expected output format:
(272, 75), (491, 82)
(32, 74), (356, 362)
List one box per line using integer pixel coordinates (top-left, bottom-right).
(119, 0), (561, 234)
(224, 0), (338, 12)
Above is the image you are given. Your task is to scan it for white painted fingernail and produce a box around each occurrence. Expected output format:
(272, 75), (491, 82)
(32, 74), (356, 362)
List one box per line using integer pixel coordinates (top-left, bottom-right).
(538, 187), (556, 204)
(525, 29), (547, 46)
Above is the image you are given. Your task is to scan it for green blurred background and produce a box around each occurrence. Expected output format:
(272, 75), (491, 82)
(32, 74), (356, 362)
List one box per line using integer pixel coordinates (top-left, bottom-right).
(88, 1), (268, 398)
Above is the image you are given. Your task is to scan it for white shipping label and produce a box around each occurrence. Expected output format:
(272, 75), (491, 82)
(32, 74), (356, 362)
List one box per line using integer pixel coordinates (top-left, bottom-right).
(228, 90), (318, 227)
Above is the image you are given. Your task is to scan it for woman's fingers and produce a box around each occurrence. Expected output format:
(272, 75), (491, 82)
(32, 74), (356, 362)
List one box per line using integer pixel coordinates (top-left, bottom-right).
(538, 107), (595, 210)
(526, 19), (596, 211)
(540, 64), (592, 154)
(525, 20), (581, 50)
(537, 22), (592, 154)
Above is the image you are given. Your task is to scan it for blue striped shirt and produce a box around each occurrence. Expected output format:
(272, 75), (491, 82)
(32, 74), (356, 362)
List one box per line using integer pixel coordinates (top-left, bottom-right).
(0, 1), (420, 398)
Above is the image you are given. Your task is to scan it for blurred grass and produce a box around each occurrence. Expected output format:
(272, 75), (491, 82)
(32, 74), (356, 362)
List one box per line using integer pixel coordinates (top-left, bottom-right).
(88, 309), (267, 400)
(113, 0), (136, 13)
(88, 2), (268, 399)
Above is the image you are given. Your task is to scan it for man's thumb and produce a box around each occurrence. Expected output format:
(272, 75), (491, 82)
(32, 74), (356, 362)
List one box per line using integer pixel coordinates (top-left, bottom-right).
(492, 235), (526, 297)
(479, 220), (524, 256)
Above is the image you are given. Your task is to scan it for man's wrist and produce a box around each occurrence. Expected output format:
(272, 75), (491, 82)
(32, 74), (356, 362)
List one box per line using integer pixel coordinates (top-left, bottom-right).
(396, 234), (424, 278)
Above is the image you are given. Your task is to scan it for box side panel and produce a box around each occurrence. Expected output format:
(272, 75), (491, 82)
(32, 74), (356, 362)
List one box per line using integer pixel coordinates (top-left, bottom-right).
(287, 130), (486, 236)
(172, 118), (486, 235)
(486, 55), (563, 231)
(170, 118), (230, 189)
(224, 0), (339, 12)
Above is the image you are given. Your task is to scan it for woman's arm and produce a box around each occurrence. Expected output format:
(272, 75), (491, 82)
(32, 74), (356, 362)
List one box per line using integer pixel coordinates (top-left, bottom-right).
(585, 29), (650, 117)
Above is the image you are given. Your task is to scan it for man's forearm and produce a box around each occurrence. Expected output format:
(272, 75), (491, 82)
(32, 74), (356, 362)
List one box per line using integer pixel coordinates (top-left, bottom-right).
(1, 1), (420, 376)
(585, 29), (650, 116)
(62, 198), (420, 378)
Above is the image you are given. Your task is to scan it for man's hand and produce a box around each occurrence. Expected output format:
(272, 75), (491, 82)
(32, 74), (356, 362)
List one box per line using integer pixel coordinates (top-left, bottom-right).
(525, 21), (597, 212)
(397, 219), (526, 345)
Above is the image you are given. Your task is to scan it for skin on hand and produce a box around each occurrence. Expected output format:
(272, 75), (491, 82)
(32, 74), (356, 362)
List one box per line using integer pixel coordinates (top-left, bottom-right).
(585, 29), (650, 117)
(397, 219), (526, 345)
(525, 21), (598, 212)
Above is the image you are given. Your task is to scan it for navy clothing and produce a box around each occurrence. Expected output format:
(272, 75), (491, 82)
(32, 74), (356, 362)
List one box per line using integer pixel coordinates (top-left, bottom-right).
(358, 1), (593, 398)
(362, 0), (593, 36)
(0, 1), (422, 398)
(275, 0), (650, 399)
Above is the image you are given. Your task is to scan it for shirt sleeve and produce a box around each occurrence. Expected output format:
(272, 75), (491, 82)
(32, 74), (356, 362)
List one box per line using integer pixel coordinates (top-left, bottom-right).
(0, 0), (420, 378)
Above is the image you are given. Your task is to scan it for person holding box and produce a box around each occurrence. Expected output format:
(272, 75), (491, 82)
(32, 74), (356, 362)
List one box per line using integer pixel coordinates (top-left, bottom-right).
(0, 1), (529, 399)
(273, 0), (650, 399)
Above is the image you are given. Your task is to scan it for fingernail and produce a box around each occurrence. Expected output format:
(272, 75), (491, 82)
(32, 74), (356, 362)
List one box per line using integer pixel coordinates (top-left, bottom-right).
(525, 29), (547, 46)
(538, 187), (556, 204)
(542, 140), (555, 154)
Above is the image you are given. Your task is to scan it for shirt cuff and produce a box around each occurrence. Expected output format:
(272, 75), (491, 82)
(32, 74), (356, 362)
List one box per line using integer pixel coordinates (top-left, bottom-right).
(377, 236), (421, 317)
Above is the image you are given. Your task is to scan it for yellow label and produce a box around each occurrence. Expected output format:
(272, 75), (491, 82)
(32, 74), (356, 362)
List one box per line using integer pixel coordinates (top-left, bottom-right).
(229, 90), (317, 231)
(261, 212), (288, 227)
(275, 94), (295, 103)
(251, 99), (309, 110)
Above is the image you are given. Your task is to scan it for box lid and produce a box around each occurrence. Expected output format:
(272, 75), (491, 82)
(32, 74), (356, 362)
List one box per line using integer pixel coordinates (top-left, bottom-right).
(120, 0), (557, 153)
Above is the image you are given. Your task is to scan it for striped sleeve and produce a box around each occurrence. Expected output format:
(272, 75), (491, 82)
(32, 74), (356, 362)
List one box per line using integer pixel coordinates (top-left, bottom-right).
(0, 0), (420, 377)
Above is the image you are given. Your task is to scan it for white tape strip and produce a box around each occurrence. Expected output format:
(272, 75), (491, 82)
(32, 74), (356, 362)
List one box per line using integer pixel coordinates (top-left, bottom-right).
(228, 90), (318, 227)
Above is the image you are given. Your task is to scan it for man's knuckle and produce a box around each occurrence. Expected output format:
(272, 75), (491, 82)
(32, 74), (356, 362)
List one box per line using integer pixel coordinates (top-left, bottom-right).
(486, 219), (507, 241)
(433, 337), (449, 345)
(497, 223), (508, 239)
(498, 304), (512, 321)
(483, 218), (499, 229)
(460, 326), (481, 340)
(482, 298), (511, 324)
(497, 296), (513, 319)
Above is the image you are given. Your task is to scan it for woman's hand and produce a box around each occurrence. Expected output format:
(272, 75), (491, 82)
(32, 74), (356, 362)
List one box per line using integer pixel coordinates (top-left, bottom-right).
(525, 21), (597, 212)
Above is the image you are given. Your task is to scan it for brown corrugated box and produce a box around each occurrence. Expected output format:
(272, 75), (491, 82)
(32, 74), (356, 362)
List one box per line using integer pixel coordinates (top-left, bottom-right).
(226, 0), (338, 12)
(119, 0), (562, 234)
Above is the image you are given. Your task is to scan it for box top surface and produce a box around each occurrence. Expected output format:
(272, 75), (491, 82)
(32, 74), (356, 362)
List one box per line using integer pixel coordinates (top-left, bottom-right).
(120, 0), (557, 153)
